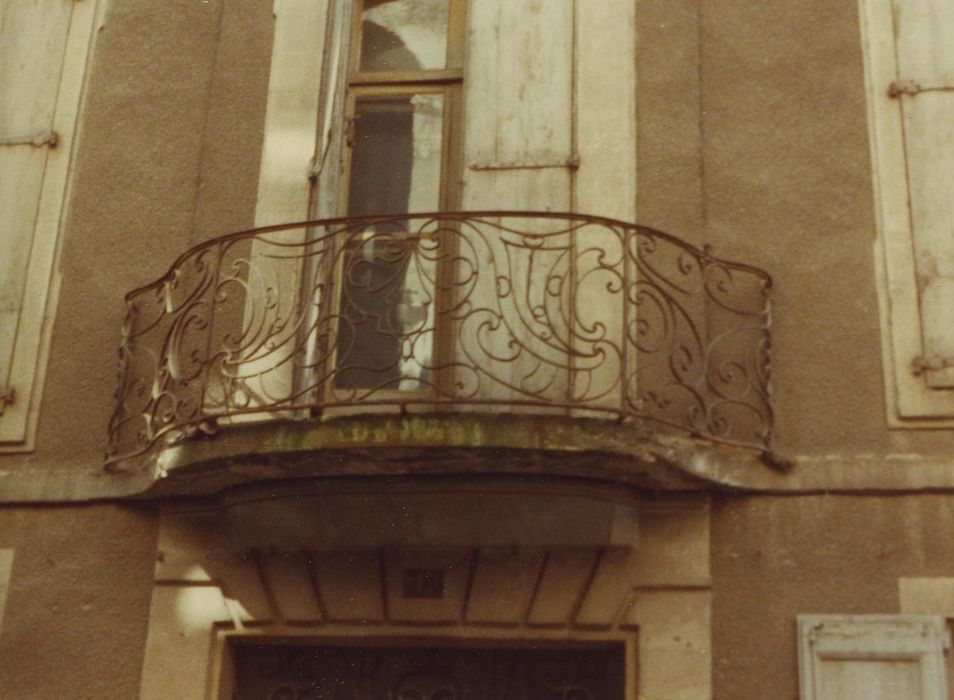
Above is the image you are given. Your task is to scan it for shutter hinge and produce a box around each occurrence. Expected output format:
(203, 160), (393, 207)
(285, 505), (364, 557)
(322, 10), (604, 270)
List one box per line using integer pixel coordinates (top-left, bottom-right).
(911, 354), (954, 375)
(468, 155), (581, 171)
(0, 386), (15, 415)
(888, 81), (954, 98)
(0, 130), (59, 148)
(888, 80), (922, 98)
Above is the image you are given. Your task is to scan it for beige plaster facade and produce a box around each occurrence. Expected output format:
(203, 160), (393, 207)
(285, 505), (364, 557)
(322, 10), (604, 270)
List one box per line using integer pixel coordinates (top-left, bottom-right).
(1, 1), (954, 698)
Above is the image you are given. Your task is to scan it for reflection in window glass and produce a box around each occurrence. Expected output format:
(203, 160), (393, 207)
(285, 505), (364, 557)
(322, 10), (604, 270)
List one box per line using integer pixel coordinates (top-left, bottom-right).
(348, 94), (444, 216)
(359, 0), (449, 72)
(336, 94), (445, 391)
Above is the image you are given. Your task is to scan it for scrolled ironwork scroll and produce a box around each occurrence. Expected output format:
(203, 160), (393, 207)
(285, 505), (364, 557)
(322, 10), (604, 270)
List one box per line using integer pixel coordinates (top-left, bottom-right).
(105, 212), (772, 469)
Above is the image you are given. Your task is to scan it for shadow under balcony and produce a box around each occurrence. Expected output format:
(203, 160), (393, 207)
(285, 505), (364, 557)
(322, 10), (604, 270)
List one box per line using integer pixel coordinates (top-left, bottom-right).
(105, 212), (774, 494)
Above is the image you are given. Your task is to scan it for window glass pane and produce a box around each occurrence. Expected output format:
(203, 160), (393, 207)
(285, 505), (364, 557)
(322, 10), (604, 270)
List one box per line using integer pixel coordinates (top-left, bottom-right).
(348, 94), (444, 216)
(336, 94), (444, 391)
(359, 0), (449, 72)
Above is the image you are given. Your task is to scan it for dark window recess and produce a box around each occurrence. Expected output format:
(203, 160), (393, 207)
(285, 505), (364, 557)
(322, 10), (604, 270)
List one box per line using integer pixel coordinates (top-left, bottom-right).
(231, 641), (625, 699)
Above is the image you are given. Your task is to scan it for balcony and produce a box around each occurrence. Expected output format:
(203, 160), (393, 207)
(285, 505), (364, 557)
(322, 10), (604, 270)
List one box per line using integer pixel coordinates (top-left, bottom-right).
(105, 213), (773, 488)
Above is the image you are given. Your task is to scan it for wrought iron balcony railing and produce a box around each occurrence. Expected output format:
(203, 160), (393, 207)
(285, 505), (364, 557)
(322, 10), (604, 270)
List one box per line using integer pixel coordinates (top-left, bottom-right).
(105, 212), (772, 469)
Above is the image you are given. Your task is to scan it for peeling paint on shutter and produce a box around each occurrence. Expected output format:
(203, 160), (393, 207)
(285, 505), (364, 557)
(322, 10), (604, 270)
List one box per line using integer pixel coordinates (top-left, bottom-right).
(462, 0), (574, 212)
(458, 0), (574, 405)
(254, 0), (331, 227)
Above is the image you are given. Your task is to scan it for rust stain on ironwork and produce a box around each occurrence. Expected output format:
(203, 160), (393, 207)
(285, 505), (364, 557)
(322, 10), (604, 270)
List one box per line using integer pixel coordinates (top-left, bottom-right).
(105, 212), (773, 470)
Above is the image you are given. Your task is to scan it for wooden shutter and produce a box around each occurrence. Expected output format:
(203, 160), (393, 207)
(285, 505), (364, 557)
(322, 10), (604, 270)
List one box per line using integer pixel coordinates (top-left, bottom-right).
(798, 615), (949, 700)
(861, 0), (954, 419)
(0, 1), (73, 413)
(0, 0), (97, 446)
(458, 1), (574, 404)
(462, 0), (574, 211)
(238, 0), (335, 419)
(893, 0), (954, 389)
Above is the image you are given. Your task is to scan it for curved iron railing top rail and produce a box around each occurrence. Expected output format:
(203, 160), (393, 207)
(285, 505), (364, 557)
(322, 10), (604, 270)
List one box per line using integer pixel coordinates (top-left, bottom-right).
(105, 212), (772, 469)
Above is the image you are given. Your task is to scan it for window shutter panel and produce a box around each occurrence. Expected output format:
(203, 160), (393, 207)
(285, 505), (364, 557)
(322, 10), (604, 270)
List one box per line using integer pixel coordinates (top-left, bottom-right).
(458, 1), (575, 404)
(461, 0), (574, 211)
(893, 0), (954, 388)
(798, 615), (949, 700)
(0, 1), (73, 409)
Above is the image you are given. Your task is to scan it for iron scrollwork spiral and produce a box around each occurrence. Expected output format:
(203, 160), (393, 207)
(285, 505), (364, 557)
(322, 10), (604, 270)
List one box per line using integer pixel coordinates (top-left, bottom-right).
(105, 212), (772, 469)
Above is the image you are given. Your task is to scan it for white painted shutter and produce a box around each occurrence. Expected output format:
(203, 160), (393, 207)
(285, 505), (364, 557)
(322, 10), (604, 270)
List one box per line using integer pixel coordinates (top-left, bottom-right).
(798, 615), (949, 700)
(0, 1), (73, 409)
(459, 0), (574, 404)
(462, 0), (574, 211)
(893, 0), (954, 388)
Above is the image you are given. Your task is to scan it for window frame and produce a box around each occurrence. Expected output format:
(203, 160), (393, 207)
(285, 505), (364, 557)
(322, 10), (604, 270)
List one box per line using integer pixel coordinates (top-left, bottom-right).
(347, 0), (468, 86)
(340, 0), (467, 217)
(316, 0), (467, 407)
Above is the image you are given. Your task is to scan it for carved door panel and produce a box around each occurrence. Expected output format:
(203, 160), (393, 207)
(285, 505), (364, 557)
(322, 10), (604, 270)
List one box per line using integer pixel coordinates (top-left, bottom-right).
(231, 642), (625, 700)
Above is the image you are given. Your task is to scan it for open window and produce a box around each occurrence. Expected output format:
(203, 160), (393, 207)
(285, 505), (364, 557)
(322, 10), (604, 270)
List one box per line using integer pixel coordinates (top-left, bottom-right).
(209, 0), (464, 421)
(328, 0), (465, 396)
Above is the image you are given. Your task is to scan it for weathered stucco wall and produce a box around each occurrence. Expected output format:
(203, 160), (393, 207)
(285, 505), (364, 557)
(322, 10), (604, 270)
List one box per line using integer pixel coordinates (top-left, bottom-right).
(1, 0), (954, 697)
(632, 0), (954, 465)
(712, 494), (954, 699)
(0, 0), (273, 493)
(698, 0), (889, 456)
(0, 5), (273, 690)
(0, 505), (157, 699)
(635, 0), (705, 240)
